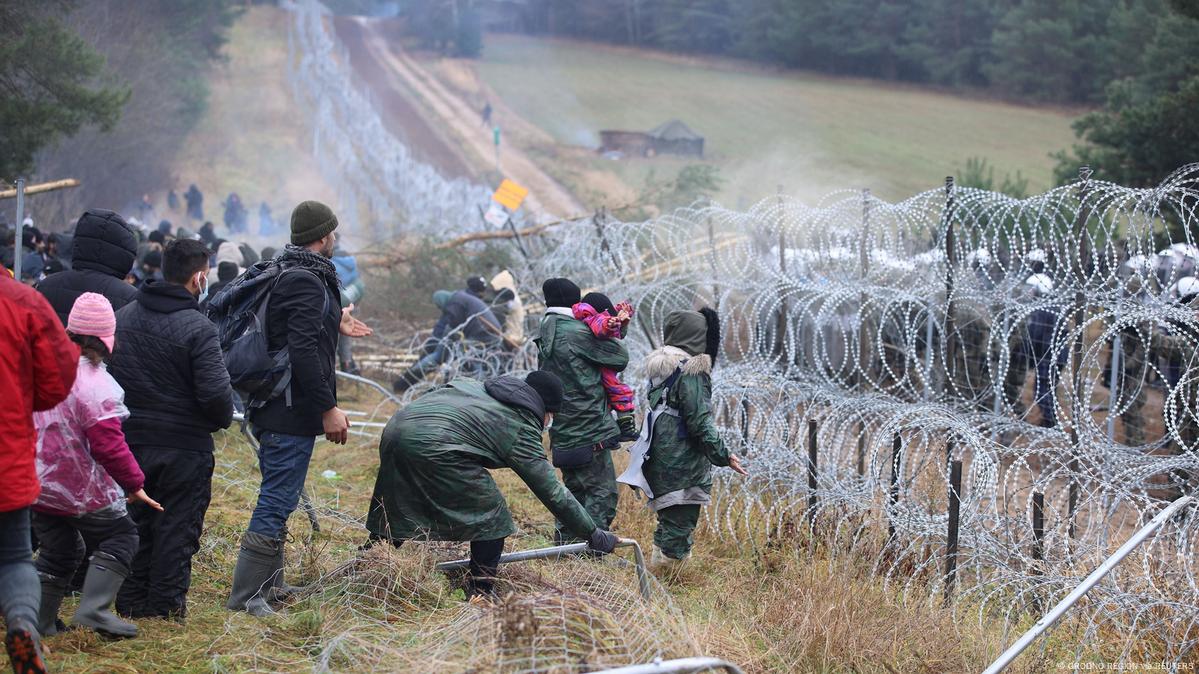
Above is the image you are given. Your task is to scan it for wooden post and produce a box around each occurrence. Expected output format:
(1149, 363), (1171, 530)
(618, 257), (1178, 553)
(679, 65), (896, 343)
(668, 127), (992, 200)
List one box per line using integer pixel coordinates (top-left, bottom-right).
(944, 450), (962, 605)
(807, 420), (818, 526)
(888, 433), (902, 540)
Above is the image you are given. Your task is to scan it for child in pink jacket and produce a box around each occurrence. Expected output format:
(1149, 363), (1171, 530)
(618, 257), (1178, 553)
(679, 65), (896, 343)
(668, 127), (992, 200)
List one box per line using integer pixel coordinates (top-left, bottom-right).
(32, 293), (161, 640)
(572, 292), (638, 441)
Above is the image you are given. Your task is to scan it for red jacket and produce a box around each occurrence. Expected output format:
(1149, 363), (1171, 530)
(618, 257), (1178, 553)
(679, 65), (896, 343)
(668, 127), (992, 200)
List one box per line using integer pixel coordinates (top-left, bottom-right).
(0, 275), (79, 512)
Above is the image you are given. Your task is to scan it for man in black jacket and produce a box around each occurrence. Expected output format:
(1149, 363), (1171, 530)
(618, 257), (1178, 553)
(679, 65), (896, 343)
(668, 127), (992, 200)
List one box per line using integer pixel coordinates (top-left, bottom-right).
(109, 238), (235, 620)
(36, 209), (139, 325)
(226, 200), (358, 616)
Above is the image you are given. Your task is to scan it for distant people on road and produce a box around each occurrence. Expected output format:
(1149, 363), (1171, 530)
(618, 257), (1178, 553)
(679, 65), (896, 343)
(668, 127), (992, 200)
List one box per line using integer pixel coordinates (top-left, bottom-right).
(258, 202), (277, 237)
(184, 184), (203, 221)
(481, 101), (492, 127)
(223, 193), (247, 234)
(37, 209), (139, 326)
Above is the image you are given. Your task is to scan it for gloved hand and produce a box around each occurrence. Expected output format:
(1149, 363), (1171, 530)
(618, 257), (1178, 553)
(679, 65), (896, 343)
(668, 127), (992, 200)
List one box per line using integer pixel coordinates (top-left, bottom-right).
(587, 528), (618, 554)
(616, 414), (638, 441)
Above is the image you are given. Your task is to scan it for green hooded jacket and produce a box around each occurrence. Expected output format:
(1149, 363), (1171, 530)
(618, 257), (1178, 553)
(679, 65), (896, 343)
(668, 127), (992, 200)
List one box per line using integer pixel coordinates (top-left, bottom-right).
(535, 311), (629, 449)
(366, 377), (597, 542)
(641, 310), (729, 508)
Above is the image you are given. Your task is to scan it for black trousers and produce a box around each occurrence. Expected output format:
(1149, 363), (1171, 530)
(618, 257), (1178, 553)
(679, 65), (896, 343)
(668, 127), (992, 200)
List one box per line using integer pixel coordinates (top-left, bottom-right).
(467, 538), (505, 596)
(116, 447), (214, 619)
(32, 509), (138, 578)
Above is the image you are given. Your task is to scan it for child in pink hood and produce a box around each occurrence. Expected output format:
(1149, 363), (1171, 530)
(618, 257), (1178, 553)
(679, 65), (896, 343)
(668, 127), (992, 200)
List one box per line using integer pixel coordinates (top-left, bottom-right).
(31, 293), (162, 640)
(572, 292), (638, 441)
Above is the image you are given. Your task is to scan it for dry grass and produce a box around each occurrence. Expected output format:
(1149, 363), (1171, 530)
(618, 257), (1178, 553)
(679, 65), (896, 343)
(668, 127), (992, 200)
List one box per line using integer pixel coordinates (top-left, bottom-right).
(30, 381), (1106, 674)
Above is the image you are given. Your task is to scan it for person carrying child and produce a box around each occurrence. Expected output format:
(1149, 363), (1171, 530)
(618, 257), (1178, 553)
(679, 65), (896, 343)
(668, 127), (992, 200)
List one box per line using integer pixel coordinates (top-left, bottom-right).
(31, 293), (163, 640)
(572, 292), (639, 441)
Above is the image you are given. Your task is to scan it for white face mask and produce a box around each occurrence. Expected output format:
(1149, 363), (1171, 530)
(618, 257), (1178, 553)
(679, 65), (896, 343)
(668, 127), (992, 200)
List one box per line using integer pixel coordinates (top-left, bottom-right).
(195, 272), (209, 303)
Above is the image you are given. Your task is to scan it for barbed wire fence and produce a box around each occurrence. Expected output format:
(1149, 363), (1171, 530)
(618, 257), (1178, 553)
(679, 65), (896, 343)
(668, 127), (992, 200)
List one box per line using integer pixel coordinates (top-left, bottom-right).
(268, 1), (1199, 668)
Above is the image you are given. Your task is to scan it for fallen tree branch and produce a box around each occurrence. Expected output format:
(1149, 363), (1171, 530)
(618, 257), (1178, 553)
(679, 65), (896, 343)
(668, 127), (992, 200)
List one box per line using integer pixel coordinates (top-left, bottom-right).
(0, 179), (81, 199)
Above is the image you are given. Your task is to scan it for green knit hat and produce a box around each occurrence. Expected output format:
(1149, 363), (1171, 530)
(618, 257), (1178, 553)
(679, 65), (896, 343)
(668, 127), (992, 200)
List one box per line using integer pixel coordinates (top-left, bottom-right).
(290, 200), (338, 245)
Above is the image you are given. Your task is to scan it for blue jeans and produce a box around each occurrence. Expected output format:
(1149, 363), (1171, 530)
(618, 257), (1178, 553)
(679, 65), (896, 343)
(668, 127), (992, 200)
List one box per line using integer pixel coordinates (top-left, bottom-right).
(248, 428), (315, 539)
(0, 508), (40, 629)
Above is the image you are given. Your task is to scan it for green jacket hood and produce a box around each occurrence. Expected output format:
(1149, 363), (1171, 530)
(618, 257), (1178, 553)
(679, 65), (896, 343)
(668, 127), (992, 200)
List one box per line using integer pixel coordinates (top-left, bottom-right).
(663, 310), (708, 356)
(484, 376), (545, 423)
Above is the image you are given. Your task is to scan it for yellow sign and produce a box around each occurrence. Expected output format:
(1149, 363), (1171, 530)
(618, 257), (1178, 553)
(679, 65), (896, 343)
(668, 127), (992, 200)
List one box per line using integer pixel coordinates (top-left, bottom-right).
(492, 179), (529, 211)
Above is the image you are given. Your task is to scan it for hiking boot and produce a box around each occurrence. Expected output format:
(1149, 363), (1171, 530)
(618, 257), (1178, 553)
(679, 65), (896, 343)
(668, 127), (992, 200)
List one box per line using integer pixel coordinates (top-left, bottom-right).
(616, 414), (639, 442)
(72, 552), (138, 639)
(5, 618), (47, 674)
(649, 546), (689, 574)
(226, 531), (282, 617)
(36, 573), (69, 637)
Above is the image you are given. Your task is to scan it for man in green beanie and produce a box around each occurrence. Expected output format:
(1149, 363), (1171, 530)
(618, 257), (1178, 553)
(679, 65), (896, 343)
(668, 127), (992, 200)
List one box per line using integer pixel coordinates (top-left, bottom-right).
(536, 277), (630, 543)
(225, 200), (371, 616)
(620, 308), (746, 570)
(365, 371), (619, 598)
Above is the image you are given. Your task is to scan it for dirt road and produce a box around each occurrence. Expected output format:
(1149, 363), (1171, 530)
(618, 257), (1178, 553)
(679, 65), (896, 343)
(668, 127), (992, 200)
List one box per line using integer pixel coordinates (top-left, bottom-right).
(338, 17), (585, 221)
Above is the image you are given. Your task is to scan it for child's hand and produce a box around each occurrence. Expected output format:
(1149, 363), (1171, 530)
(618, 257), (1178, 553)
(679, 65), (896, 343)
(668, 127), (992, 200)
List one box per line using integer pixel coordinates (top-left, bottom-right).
(605, 315), (622, 331)
(615, 301), (635, 319)
(128, 489), (164, 512)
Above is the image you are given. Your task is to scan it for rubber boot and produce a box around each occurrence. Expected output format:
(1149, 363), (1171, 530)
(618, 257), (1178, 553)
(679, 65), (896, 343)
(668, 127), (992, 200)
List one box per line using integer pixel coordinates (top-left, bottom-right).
(71, 552), (138, 638)
(35, 573), (68, 637)
(267, 528), (305, 603)
(226, 531), (281, 617)
(649, 545), (689, 574)
(5, 617), (48, 674)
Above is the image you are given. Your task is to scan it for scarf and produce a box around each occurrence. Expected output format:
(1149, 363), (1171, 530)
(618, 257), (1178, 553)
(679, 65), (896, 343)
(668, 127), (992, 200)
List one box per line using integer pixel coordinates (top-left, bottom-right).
(276, 244), (341, 290)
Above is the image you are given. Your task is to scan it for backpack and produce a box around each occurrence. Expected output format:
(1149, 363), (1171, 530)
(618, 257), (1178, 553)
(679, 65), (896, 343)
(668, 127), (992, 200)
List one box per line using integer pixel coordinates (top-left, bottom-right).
(206, 259), (328, 408)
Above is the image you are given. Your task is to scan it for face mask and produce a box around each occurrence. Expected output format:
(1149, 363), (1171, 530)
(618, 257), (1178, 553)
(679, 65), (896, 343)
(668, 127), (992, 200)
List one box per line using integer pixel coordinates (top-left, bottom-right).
(195, 272), (209, 303)
(544, 414), (554, 430)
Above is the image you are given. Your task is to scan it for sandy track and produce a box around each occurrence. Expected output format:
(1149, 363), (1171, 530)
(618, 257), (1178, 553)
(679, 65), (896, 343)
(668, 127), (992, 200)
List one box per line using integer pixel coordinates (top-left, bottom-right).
(349, 17), (585, 221)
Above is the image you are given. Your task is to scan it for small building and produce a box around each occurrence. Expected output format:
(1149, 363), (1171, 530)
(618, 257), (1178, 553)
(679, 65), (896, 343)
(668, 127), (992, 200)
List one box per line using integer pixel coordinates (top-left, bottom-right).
(599, 119), (704, 158)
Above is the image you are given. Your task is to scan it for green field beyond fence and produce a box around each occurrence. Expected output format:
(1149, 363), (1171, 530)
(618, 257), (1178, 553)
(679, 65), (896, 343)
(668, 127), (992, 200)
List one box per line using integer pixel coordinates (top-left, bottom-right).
(477, 34), (1081, 205)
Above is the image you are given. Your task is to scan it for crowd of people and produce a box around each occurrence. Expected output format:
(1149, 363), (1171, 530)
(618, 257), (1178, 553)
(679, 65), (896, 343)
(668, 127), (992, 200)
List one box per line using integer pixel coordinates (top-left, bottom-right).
(0, 198), (747, 673)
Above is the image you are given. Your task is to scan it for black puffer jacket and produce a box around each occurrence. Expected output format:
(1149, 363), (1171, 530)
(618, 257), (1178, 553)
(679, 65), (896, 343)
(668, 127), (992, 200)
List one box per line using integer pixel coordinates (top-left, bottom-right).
(37, 209), (138, 325)
(109, 280), (234, 452)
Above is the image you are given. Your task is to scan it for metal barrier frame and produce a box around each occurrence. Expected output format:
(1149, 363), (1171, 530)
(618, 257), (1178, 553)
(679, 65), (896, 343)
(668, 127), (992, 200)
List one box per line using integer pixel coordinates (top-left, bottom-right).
(436, 537), (651, 599)
(983, 495), (1196, 674)
(596, 657), (745, 674)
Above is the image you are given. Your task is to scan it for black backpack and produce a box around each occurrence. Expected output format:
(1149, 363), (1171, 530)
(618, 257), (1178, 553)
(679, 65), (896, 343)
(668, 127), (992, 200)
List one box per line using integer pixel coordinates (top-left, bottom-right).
(206, 259), (328, 408)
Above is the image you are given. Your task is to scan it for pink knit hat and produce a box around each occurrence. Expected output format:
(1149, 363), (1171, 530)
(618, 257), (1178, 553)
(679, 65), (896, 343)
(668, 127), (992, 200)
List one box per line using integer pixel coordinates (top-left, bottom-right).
(67, 292), (116, 353)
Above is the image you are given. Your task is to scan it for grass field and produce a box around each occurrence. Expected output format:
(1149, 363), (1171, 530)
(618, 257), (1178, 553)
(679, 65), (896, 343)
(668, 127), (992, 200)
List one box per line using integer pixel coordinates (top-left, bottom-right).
(36, 379), (1096, 673)
(163, 7), (336, 242)
(472, 35), (1081, 206)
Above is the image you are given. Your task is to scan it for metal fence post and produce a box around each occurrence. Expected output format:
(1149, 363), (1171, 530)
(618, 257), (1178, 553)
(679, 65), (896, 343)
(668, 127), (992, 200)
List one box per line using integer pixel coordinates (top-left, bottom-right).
(807, 420), (818, 526)
(944, 449), (962, 605)
(1032, 491), (1045, 566)
(13, 178), (25, 281)
(888, 434), (902, 540)
(1067, 165), (1094, 540)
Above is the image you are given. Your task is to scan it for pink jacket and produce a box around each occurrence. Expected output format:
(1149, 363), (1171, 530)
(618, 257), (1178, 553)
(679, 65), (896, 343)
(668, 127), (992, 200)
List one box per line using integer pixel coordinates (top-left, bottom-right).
(32, 357), (144, 517)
